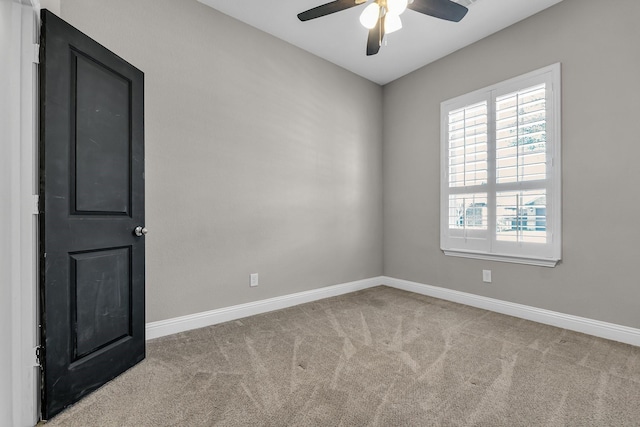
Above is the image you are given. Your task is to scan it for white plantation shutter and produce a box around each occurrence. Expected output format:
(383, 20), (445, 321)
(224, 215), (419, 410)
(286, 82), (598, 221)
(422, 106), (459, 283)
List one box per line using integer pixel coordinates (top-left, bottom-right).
(495, 190), (547, 244)
(495, 84), (547, 185)
(441, 64), (561, 266)
(444, 98), (490, 252)
(448, 102), (488, 188)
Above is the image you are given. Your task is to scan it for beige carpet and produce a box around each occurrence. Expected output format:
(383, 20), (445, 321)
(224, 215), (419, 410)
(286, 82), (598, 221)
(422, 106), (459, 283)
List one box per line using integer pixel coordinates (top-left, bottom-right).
(45, 286), (640, 426)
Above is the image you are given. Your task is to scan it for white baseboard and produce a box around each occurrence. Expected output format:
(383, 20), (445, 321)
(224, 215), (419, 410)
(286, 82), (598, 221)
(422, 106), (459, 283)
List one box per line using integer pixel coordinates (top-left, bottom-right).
(146, 277), (383, 340)
(382, 276), (640, 347)
(146, 275), (640, 347)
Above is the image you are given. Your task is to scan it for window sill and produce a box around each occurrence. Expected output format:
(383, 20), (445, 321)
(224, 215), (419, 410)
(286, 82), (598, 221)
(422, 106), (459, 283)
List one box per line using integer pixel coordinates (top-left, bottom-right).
(443, 250), (560, 267)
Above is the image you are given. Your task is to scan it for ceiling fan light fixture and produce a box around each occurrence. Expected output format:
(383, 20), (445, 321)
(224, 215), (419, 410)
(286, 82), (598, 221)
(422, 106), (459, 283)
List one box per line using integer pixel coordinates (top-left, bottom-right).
(359, 2), (380, 29)
(386, 0), (408, 15)
(297, 0), (469, 56)
(385, 13), (402, 34)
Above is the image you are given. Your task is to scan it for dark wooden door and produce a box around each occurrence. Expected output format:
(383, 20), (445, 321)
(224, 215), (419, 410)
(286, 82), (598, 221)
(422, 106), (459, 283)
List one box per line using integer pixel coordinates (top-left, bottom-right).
(39, 10), (145, 420)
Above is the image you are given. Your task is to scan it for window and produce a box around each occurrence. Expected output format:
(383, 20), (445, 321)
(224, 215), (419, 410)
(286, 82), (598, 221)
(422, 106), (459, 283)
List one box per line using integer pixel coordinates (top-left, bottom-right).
(440, 64), (561, 267)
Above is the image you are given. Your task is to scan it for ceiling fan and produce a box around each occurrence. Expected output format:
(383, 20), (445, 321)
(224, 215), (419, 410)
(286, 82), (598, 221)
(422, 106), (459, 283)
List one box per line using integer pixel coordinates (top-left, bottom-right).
(297, 0), (469, 56)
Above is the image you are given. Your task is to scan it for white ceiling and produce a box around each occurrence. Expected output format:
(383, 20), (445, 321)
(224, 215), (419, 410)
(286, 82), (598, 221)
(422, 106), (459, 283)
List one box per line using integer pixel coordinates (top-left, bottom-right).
(197, 0), (563, 85)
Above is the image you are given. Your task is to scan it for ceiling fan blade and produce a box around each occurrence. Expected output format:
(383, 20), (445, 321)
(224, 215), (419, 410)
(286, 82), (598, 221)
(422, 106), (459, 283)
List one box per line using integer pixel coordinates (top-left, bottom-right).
(366, 14), (385, 56)
(408, 0), (468, 22)
(298, 0), (363, 21)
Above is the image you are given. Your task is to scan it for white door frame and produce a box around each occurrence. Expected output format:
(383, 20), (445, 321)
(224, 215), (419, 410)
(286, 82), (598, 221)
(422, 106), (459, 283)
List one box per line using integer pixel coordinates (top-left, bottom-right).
(2, 0), (40, 425)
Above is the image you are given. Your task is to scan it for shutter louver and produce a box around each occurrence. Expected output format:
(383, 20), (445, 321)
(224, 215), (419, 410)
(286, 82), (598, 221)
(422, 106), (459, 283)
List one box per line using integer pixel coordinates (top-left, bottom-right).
(448, 102), (488, 188)
(449, 193), (488, 231)
(496, 190), (547, 243)
(496, 84), (546, 184)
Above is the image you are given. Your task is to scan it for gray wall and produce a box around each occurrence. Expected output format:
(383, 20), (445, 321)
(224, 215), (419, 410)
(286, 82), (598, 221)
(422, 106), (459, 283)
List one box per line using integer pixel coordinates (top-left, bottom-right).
(61, 0), (384, 322)
(59, 0), (640, 330)
(383, 0), (640, 328)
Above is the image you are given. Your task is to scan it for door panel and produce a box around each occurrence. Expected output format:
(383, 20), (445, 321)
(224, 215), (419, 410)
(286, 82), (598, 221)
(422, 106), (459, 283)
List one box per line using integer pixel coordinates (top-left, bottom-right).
(73, 51), (132, 215)
(71, 248), (131, 359)
(40, 9), (145, 420)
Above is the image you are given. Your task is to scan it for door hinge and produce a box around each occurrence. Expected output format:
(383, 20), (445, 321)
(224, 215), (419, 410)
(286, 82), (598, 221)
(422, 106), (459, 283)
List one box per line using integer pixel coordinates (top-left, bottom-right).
(33, 194), (40, 215)
(35, 346), (44, 368)
(33, 43), (40, 64)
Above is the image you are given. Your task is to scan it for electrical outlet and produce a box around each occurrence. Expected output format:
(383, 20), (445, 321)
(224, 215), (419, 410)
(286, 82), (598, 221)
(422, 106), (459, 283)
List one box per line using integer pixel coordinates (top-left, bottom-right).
(482, 270), (492, 283)
(250, 273), (259, 287)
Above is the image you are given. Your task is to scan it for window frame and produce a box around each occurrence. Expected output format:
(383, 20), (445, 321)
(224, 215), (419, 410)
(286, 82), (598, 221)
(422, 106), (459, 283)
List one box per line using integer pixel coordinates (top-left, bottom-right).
(440, 63), (561, 267)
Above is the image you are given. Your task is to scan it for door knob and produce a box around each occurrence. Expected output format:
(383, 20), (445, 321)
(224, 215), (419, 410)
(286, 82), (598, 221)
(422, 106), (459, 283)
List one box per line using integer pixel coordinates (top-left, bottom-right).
(134, 226), (148, 237)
